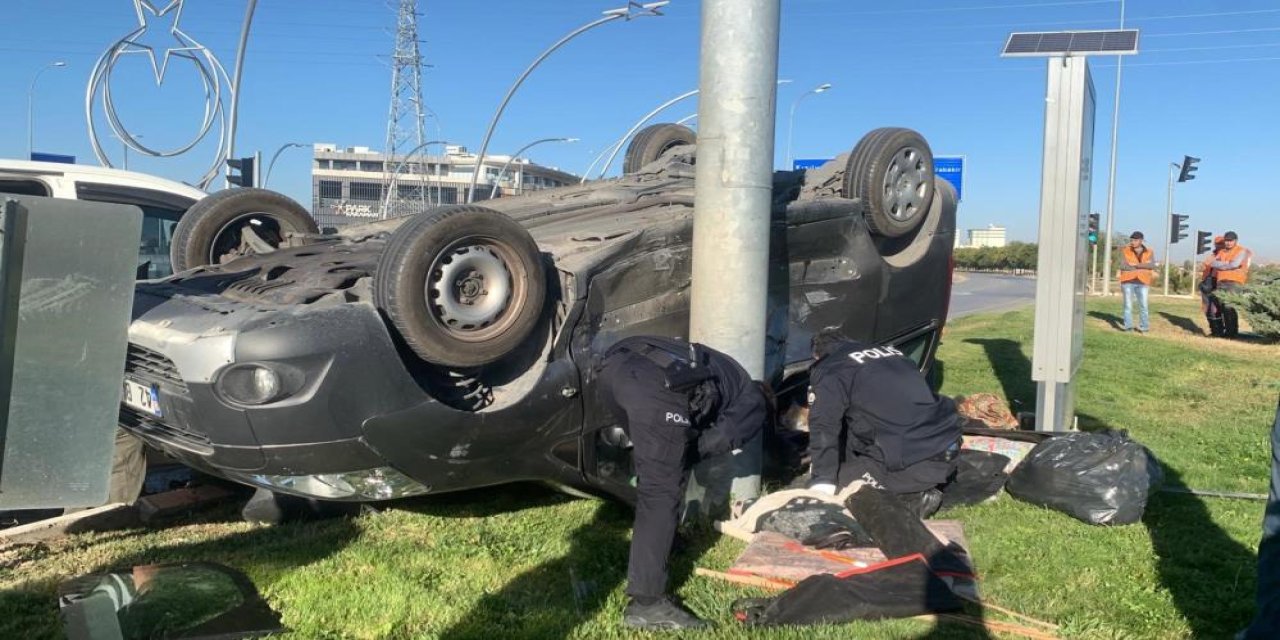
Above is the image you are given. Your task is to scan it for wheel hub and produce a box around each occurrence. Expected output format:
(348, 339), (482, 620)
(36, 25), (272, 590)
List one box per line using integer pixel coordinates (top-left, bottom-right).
(882, 146), (929, 222)
(429, 244), (512, 332)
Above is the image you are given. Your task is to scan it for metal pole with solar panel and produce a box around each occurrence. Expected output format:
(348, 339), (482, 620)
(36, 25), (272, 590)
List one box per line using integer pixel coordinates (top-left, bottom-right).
(1000, 29), (1139, 433)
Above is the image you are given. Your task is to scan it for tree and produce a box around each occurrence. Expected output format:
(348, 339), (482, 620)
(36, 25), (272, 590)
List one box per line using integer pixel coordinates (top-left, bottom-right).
(1219, 265), (1280, 340)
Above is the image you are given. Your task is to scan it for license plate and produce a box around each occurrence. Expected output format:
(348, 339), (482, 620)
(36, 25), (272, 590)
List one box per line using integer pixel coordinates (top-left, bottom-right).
(122, 378), (163, 418)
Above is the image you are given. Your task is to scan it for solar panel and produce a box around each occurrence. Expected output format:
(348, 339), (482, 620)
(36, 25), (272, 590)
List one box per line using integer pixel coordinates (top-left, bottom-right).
(1001, 30), (1139, 57)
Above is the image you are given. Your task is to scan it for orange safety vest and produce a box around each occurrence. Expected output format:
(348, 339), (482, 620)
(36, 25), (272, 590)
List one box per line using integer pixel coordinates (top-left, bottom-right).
(1119, 245), (1155, 286)
(1214, 245), (1250, 284)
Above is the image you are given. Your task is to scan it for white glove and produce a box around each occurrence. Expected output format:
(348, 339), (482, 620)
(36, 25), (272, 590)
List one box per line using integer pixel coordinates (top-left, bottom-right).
(809, 482), (837, 496)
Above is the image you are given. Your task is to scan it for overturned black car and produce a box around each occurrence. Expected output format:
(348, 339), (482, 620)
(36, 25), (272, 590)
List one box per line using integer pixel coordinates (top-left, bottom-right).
(118, 125), (956, 503)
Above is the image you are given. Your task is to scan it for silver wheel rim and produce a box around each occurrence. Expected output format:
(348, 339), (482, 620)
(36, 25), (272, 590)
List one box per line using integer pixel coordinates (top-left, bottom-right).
(427, 242), (513, 334)
(881, 146), (930, 223)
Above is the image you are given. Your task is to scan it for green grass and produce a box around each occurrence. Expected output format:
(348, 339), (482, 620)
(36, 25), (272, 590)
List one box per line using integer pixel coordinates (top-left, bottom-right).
(3, 297), (1278, 639)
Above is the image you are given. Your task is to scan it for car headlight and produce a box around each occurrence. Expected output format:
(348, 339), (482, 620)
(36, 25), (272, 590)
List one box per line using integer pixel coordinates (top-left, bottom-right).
(215, 363), (299, 405)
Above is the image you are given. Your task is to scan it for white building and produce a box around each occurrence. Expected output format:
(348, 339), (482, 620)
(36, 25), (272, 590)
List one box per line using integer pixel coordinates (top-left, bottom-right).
(310, 143), (579, 228)
(963, 224), (1007, 248)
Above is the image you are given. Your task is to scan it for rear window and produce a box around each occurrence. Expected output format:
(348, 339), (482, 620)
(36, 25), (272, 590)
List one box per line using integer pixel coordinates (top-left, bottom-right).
(0, 178), (52, 198)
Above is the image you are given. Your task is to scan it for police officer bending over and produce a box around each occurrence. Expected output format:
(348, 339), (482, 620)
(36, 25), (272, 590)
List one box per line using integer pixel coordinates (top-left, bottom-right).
(806, 330), (963, 517)
(598, 335), (767, 630)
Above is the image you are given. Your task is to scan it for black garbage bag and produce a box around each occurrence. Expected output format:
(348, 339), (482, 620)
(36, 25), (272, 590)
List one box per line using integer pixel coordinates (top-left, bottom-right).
(1006, 430), (1163, 525)
(938, 450), (1011, 511)
(757, 498), (875, 549)
(732, 555), (963, 626)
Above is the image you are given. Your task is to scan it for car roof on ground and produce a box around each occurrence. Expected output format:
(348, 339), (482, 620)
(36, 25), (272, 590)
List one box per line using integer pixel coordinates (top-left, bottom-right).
(0, 159), (208, 201)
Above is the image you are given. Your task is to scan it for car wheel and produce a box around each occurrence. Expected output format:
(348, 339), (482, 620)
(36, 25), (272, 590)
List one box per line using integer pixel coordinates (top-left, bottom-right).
(623, 123), (696, 174)
(374, 205), (546, 368)
(842, 128), (935, 238)
(170, 188), (319, 272)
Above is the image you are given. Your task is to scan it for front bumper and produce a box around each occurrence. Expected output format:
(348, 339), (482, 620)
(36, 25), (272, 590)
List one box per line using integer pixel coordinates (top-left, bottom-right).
(119, 289), (435, 496)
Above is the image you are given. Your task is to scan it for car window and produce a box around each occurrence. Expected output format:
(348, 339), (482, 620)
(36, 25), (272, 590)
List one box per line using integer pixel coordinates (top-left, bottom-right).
(75, 182), (197, 279)
(137, 206), (182, 278)
(892, 328), (935, 371)
(0, 178), (52, 198)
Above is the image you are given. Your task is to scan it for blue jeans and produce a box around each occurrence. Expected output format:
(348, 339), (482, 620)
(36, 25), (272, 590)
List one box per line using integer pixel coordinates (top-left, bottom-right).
(1242, 398), (1280, 639)
(1122, 282), (1149, 331)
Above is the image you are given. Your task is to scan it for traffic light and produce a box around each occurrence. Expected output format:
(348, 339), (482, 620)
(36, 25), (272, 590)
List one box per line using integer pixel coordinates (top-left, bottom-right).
(226, 155), (257, 188)
(1170, 213), (1189, 243)
(1177, 155), (1200, 183)
(1087, 213), (1100, 245)
(1196, 230), (1213, 255)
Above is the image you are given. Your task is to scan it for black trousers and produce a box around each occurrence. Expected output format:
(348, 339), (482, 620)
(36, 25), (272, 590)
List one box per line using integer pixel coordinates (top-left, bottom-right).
(1218, 281), (1242, 337)
(599, 353), (696, 600)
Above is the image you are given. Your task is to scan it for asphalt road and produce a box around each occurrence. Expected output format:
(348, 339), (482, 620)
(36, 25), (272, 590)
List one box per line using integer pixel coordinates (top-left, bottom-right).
(949, 272), (1037, 319)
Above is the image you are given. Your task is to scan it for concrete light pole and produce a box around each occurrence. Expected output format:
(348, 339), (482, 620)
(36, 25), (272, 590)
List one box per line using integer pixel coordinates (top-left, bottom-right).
(264, 142), (307, 188)
(785, 82), (831, 169)
(489, 137), (578, 199)
(466, 1), (669, 203)
(688, 0), (781, 509)
(1162, 162), (1177, 296)
(1100, 0), (1127, 296)
(27, 61), (67, 159)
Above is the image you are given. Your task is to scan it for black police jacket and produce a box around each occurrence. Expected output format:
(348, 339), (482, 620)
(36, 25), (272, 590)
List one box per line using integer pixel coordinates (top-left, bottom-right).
(604, 336), (765, 459)
(807, 340), (961, 486)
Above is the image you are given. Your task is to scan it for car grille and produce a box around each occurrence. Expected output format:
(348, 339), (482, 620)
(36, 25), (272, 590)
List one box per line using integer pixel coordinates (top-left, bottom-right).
(125, 344), (190, 395)
(119, 406), (213, 454)
(121, 344), (211, 454)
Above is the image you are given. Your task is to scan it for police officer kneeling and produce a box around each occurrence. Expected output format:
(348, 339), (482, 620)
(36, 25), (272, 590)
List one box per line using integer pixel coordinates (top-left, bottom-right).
(598, 335), (767, 630)
(806, 330), (963, 517)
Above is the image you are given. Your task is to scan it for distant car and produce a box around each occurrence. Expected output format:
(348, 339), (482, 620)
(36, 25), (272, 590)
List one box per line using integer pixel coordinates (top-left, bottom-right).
(117, 125), (956, 504)
(0, 160), (207, 279)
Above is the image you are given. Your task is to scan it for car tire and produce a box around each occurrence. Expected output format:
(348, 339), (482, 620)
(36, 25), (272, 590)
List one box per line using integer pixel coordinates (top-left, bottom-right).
(623, 123), (696, 174)
(170, 188), (318, 272)
(842, 128), (935, 238)
(374, 205), (546, 368)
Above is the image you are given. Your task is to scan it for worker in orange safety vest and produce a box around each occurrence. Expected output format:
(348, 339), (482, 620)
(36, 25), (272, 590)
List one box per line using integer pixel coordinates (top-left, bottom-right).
(1207, 231), (1251, 338)
(1200, 235), (1227, 336)
(1118, 231), (1156, 333)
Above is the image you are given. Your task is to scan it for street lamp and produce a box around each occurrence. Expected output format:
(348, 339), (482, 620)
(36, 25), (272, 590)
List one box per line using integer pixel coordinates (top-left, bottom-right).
(489, 137), (579, 199)
(27, 61), (67, 159)
(466, 1), (669, 203)
(110, 132), (142, 170)
(264, 142), (307, 188)
(591, 88), (698, 181)
(785, 82), (831, 169)
(381, 140), (451, 217)
(587, 79), (790, 182)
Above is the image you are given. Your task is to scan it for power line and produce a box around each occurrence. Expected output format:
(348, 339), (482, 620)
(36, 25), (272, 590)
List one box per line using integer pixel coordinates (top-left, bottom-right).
(1145, 26), (1280, 39)
(1137, 8), (1280, 22)
(1145, 41), (1280, 54)
(1116, 55), (1280, 68)
(788, 0), (1117, 17)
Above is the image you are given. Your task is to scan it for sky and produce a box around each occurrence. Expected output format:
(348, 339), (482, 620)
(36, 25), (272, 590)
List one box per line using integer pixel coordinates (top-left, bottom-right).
(2, 0), (1278, 260)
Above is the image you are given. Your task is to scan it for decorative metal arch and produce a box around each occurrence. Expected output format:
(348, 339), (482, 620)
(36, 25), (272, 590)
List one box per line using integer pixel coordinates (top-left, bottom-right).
(85, 0), (256, 189)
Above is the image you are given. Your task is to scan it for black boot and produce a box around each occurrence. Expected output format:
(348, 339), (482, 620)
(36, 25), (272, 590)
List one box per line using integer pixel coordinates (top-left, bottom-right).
(1208, 314), (1226, 337)
(624, 597), (710, 630)
(1224, 307), (1240, 338)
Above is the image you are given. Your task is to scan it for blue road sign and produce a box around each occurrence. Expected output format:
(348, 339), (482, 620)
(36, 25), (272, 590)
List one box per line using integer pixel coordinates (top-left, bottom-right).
(30, 152), (76, 164)
(934, 156), (965, 201)
(792, 158), (830, 170)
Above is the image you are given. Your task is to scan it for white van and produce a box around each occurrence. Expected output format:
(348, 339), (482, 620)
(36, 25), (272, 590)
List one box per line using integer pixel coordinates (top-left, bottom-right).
(0, 160), (208, 279)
